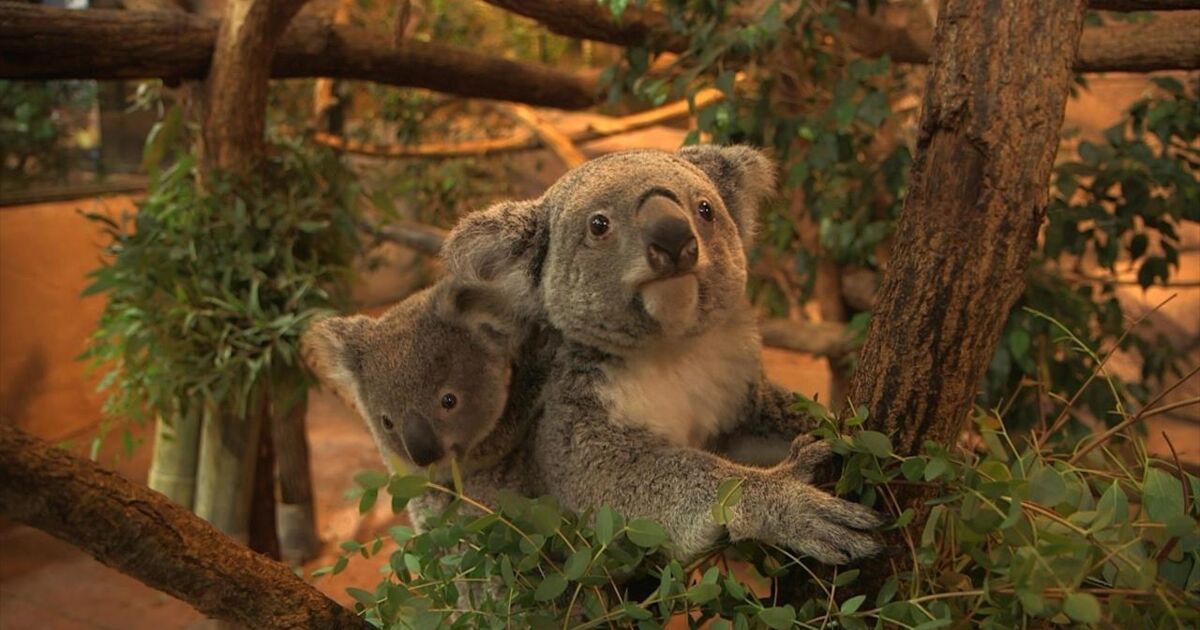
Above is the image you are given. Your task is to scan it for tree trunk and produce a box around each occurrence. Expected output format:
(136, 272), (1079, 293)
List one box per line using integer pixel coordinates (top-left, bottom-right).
(780, 0), (1087, 601)
(850, 0), (1086, 457)
(273, 396), (321, 563)
(147, 411), (201, 509)
(199, 0), (310, 171)
(0, 423), (370, 630)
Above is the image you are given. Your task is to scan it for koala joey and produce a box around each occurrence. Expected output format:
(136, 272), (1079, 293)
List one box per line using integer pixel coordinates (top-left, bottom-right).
(303, 279), (534, 482)
(442, 145), (883, 565)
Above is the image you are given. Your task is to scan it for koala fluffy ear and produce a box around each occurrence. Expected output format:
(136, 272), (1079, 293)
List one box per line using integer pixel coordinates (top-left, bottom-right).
(441, 200), (548, 315)
(677, 144), (777, 247)
(301, 315), (373, 399)
(437, 280), (520, 355)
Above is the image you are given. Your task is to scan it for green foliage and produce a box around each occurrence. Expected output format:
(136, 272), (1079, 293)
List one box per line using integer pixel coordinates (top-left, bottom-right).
(988, 79), (1198, 432)
(0, 80), (97, 189)
(327, 385), (1198, 628)
(81, 128), (362, 433)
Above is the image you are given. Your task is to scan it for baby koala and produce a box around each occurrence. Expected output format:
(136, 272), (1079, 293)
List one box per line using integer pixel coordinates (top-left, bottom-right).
(303, 279), (523, 477)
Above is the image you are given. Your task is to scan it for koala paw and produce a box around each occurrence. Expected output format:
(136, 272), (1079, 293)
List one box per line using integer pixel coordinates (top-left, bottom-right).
(777, 434), (833, 483)
(787, 486), (884, 564)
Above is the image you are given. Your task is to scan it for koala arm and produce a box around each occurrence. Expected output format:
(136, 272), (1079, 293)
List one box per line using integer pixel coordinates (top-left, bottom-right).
(730, 375), (821, 440)
(536, 385), (880, 563)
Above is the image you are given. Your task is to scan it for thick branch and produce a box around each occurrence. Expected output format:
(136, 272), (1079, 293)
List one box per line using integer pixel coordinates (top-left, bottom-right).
(0, 423), (369, 630)
(480, 0), (1200, 72)
(0, 5), (598, 110)
(838, 9), (1200, 74)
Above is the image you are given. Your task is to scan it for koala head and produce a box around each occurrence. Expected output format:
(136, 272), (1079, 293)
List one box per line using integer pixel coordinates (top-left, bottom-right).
(302, 281), (519, 470)
(444, 145), (775, 355)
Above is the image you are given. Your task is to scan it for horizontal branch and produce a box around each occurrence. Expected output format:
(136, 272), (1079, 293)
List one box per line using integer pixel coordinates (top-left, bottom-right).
(359, 219), (447, 256)
(483, 0), (1200, 73)
(0, 423), (369, 630)
(760, 319), (852, 357)
(1089, 0), (1200, 9)
(0, 4), (598, 110)
(840, 8), (1200, 74)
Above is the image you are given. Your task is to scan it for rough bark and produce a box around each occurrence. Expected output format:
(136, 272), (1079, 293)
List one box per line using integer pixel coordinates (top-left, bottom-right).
(0, 423), (369, 630)
(199, 0), (310, 171)
(0, 5), (598, 111)
(848, 0), (1087, 456)
(272, 397), (321, 563)
(478, 0), (1199, 73)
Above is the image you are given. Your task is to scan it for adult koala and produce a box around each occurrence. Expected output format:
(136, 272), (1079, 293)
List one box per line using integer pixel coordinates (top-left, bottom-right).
(443, 145), (881, 564)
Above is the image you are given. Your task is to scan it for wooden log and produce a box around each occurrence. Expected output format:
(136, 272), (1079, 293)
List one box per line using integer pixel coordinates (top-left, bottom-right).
(0, 5), (599, 111)
(0, 423), (369, 629)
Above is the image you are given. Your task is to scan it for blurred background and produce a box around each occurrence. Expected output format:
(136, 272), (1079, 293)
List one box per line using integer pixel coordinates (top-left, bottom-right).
(1, 0), (1196, 627)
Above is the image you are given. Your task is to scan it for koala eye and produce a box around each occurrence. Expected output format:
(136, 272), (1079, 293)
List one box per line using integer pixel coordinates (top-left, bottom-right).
(589, 213), (611, 237)
(381, 415), (394, 430)
(697, 200), (715, 222)
(441, 393), (458, 410)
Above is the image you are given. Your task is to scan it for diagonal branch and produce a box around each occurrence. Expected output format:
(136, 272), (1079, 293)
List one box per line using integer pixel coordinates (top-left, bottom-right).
(0, 423), (370, 630)
(0, 4), (599, 110)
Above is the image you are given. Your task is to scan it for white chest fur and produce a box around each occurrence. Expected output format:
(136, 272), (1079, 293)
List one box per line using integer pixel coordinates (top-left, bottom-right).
(598, 310), (761, 448)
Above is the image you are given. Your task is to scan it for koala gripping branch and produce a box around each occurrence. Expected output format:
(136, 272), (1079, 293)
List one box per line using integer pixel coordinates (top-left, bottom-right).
(0, 423), (369, 630)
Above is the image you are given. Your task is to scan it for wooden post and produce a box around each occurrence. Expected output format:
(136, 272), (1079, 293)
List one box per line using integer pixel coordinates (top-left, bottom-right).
(194, 403), (263, 543)
(272, 396), (320, 563)
(147, 411), (201, 509)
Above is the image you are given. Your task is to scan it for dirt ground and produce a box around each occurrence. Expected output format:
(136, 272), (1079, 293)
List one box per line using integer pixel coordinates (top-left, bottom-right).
(1, 74), (1197, 628)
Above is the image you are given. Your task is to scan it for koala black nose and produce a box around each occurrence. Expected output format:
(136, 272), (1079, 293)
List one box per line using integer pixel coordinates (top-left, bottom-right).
(400, 414), (443, 467)
(643, 199), (700, 274)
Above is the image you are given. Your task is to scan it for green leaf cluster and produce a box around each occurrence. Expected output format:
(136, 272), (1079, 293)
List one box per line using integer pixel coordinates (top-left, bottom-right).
(329, 337), (1198, 628)
(81, 133), (362, 432)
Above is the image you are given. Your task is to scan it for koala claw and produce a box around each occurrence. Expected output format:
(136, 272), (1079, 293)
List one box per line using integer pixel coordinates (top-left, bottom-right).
(782, 435), (833, 483)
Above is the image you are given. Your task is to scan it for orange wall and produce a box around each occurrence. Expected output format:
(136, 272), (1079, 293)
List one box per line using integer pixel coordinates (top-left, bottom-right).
(0, 196), (134, 444)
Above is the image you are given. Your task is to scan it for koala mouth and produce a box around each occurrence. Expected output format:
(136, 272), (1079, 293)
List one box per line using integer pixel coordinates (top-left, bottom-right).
(639, 273), (699, 331)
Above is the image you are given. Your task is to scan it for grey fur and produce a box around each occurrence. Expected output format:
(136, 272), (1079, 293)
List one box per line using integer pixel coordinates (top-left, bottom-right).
(303, 279), (532, 480)
(436, 146), (882, 564)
